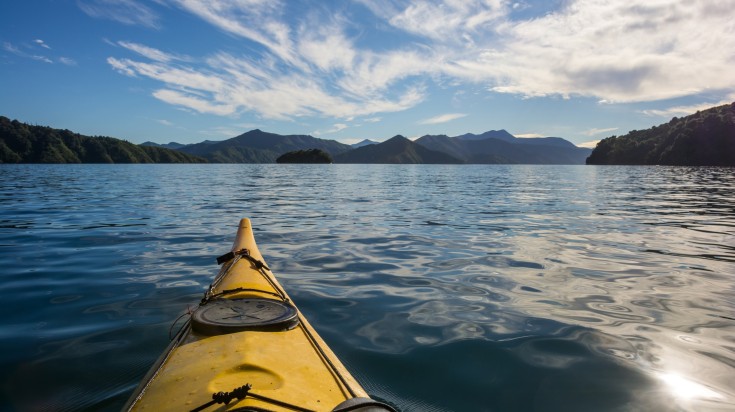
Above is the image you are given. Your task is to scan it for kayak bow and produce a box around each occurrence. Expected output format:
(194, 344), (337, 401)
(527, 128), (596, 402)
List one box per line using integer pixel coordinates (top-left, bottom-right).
(125, 218), (395, 412)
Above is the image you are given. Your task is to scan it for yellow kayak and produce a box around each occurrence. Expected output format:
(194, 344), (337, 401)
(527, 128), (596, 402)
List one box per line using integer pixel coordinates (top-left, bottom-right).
(125, 218), (395, 412)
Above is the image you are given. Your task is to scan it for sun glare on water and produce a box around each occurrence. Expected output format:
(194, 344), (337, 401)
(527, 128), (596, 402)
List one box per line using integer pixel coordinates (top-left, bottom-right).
(658, 373), (724, 402)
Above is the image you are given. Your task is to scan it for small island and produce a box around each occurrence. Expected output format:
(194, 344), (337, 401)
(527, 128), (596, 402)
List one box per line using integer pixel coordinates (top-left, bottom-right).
(276, 148), (333, 164)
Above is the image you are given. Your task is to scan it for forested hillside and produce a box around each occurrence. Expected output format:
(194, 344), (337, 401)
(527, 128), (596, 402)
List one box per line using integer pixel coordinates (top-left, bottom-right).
(416, 133), (591, 164)
(0, 117), (205, 163)
(335, 135), (463, 164)
(178, 129), (351, 163)
(586, 103), (735, 165)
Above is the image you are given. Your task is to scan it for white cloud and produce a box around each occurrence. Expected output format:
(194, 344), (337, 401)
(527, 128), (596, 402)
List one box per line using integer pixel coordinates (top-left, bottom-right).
(360, 0), (508, 42)
(108, 57), (226, 91)
(362, 0), (735, 103)
(2, 42), (19, 54)
(581, 127), (618, 137)
(419, 113), (467, 125)
(33, 55), (53, 64)
(118, 41), (186, 63)
(641, 99), (734, 118)
(514, 133), (544, 138)
(34, 39), (51, 49)
(106, 1), (432, 120)
(172, 0), (300, 66)
(108, 57), (137, 76)
(457, 1), (735, 103)
(78, 0), (160, 28)
(105, 0), (735, 123)
(58, 57), (77, 66)
(153, 89), (236, 116)
(109, 41), (426, 120)
(314, 123), (349, 136)
(157, 119), (173, 126)
(331, 123), (348, 133)
(298, 27), (355, 72)
(199, 126), (247, 137)
(5, 39), (78, 66)
(3, 41), (52, 63)
(578, 140), (601, 148)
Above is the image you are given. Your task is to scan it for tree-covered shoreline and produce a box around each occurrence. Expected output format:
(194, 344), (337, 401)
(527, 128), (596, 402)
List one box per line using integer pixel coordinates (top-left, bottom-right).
(0, 116), (205, 164)
(586, 103), (735, 166)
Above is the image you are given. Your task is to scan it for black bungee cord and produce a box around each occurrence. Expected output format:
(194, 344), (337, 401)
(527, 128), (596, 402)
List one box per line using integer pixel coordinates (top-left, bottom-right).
(189, 383), (314, 412)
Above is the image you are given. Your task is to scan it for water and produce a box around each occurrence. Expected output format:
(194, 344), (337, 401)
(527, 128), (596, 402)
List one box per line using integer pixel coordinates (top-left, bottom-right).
(0, 164), (733, 412)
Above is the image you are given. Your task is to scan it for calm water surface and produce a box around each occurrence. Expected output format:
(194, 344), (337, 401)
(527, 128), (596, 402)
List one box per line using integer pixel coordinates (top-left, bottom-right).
(0, 164), (733, 411)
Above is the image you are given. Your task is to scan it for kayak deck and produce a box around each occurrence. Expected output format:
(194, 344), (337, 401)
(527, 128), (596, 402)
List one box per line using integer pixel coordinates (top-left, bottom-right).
(126, 218), (391, 411)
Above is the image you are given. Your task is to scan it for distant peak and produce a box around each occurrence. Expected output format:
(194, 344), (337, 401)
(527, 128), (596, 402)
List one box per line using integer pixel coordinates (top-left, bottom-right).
(351, 139), (378, 148)
(457, 130), (515, 141)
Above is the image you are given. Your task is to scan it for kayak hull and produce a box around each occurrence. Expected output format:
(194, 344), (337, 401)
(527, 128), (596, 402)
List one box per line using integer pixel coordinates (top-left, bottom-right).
(125, 218), (385, 412)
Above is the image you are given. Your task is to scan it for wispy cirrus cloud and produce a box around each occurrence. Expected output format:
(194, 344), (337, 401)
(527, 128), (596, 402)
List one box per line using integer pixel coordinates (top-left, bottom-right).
(448, 0), (735, 103)
(58, 57), (78, 66)
(360, 0), (735, 103)
(418, 113), (467, 125)
(3, 41), (53, 63)
(357, 0), (508, 43)
(78, 0), (160, 28)
(173, 0), (299, 66)
(581, 127), (619, 137)
(102, 0), (436, 120)
(5, 40), (77, 65)
(34, 39), (51, 49)
(578, 140), (601, 149)
(108, 50), (425, 119)
(199, 125), (253, 138)
(104, 0), (735, 123)
(117, 41), (189, 63)
(313, 123), (349, 136)
(641, 98), (735, 118)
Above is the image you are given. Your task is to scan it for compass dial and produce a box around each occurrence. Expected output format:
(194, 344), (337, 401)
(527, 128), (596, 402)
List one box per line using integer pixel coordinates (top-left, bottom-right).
(192, 298), (299, 335)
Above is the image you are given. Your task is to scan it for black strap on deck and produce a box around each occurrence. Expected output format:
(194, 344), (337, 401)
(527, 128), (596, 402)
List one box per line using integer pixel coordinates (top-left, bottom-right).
(216, 248), (270, 271)
(190, 383), (314, 412)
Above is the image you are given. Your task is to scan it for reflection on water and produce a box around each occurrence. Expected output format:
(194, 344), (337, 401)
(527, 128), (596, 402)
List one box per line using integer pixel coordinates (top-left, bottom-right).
(0, 164), (734, 411)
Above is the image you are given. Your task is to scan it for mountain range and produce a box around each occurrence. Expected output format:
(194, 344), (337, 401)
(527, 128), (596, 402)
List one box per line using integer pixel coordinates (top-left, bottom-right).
(175, 129), (353, 163)
(5, 101), (733, 165)
(335, 135), (463, 164)
(415, 130), (590, 164)
(142, 128), (591, 164)
(2, 115), (592, 164)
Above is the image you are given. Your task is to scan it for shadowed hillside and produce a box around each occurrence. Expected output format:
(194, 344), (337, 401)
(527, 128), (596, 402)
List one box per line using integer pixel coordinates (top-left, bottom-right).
(0, 117), (205, 164)
(334, 135), (463, 164)
(178, 129), (352, 163)
(587, 102), (735, 166)
(416, 132), (591, 164)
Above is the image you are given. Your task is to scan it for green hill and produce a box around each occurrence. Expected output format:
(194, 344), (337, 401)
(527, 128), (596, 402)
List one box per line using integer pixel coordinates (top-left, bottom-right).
(334, 135), (463, 164)
(0, 117), (205, 164)
(416, 133), (591, 164)
(586, 102), (735, 165)
(179, 129), (352, 163)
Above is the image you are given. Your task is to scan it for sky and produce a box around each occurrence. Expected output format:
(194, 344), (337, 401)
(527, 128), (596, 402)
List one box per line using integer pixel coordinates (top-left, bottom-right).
(1, 0), (734, 147)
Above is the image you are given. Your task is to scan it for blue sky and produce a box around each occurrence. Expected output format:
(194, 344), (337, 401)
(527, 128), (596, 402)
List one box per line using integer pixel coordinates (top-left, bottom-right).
(1, 0), (733, 147)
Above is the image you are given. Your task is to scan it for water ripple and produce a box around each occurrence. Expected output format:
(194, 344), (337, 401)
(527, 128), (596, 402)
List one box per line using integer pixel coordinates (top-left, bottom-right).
(1, 164), (734, 411)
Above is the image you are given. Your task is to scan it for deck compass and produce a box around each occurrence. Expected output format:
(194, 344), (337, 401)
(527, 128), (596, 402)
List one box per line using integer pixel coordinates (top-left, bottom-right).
(191, 297), (299, 335)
